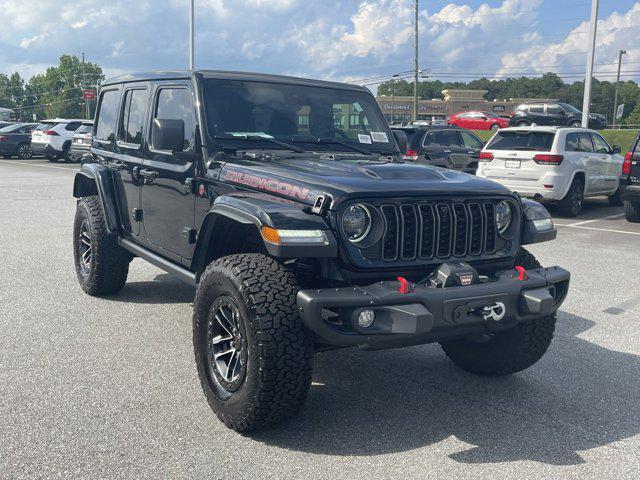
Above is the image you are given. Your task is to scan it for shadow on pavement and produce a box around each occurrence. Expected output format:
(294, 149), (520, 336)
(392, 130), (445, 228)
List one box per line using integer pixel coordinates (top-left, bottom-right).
(254, 312), (640, 465)
(103, 273), (195, 304)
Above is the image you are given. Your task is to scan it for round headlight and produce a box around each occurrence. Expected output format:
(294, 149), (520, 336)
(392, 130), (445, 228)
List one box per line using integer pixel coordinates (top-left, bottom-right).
(496, 201), (512, 234)
(342, 204), (371, 242)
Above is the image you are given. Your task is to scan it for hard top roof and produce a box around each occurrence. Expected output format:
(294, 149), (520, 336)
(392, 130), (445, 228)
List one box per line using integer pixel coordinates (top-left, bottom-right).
(101, 69), (369, 93)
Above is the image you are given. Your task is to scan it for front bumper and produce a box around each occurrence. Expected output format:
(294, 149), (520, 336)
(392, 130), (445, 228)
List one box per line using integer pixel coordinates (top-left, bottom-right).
(297, 265), (570, 349)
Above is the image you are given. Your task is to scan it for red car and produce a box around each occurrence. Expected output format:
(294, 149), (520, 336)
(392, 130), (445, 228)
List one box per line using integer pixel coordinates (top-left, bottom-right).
(448, 111), (509, 131)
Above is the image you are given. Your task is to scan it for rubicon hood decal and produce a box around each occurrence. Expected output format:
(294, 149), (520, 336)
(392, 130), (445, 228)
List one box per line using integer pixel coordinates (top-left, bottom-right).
(224, 170), (311, 201)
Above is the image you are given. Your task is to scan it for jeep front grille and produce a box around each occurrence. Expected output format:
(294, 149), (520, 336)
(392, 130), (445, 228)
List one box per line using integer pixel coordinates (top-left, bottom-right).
(369, 200), (506, 263)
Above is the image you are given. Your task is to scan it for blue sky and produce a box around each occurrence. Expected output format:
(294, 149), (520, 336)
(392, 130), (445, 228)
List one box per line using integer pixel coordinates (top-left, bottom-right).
(0, 0), (638, 90)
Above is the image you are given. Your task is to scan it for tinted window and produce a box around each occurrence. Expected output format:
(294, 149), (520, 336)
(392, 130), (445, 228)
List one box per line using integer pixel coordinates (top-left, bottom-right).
(423, 130), (460, 147)
(119, 89), (147, 145)
(591, 133), (610, 154)
(577, 133), (594, 152)
(565, 133), (580, 151)
(153, 88), (195, 151)
(460, 131), (483, 149)
(96, 90), (120, 142)
(486, 131), (555, 151)
(546, 104), (563, 114)
(529, 104), (544, 113)
(65, 122), (82, 131)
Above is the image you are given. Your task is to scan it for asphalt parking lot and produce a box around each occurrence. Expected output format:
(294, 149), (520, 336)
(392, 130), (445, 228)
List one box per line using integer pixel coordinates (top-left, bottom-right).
(2, 158), (640, 480)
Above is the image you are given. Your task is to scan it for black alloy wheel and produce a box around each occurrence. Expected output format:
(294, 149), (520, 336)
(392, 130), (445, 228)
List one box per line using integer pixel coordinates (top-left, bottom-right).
(17, 143), (31, 159)
(77, 219), (92, 278)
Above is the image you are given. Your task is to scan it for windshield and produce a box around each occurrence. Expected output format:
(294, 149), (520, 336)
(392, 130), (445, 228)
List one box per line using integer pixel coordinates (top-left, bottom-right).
(560, 103), (581, 114)
(75, 124), (93, 134)
(202, 79), (395, 153)
(486, 131), (555, 151)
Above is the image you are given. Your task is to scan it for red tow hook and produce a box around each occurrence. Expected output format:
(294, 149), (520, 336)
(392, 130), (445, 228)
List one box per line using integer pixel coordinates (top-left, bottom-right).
(397, 276), (411, 294)
(515, 266), (527, 281)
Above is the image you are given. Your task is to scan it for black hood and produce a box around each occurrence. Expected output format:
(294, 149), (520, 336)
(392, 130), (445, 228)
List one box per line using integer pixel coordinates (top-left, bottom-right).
(218, 154), (514, 208)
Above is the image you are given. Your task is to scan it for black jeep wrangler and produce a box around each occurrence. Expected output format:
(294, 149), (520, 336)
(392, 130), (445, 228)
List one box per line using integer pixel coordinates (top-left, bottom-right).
(72, 70), (570, 432)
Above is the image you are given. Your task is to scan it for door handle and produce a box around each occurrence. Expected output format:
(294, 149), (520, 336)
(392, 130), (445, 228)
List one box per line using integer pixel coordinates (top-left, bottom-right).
(139, 169), (159, 184)
(112, 160), (125, 171)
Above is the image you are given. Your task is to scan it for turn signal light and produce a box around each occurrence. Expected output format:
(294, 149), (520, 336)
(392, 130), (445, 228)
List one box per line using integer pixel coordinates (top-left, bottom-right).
(622, 151), (632, 175)
(479, 152), (494, 162)
(533, 154), (563, 165)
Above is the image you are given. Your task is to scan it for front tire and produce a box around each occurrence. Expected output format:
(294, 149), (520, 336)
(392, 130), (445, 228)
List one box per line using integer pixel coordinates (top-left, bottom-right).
(608, 185), (624, 206)
(16, 143), (32, 159)
(440, 248), (556, 376)
(490, 123), (500, 131)
(625, 200), (640, 222)
(558, 176), (584, 217)
(193, 254), (314, 432)
(73, 196), (130, 295)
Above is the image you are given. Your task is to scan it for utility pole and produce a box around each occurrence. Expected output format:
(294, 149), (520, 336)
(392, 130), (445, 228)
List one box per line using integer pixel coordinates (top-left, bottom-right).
(189, 0), (195, 69)
(82, 52), (89, 119)
(391, 73), (399, 123)
(413, 0), (419, 121)
(612, 49), (626, 128)
(581, 0), (599, 128)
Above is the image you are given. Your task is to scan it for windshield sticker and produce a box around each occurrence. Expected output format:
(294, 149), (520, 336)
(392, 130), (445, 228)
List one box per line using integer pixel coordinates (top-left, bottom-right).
(370, 131), (388, 143)
(227, 132), (274, 138)
(358, 134), (372, 144)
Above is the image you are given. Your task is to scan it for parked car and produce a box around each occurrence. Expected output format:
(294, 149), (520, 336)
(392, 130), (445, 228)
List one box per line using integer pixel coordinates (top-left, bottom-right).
(449, 111), (509, 131)
(0, 123), (37, 159)
(31, 118), (85, 162)
(72, 69), (568, 433)
(391, 125), (484, 174)
(0, 121), (17, 129)
(477, 127), (623, 216)
(509, 102), (606, 129)
(69, 121), (94, 162)
(621, 130), (640, 222)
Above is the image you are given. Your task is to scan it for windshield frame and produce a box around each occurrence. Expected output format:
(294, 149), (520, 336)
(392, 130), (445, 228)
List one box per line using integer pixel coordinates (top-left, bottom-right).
(198, 76), (399, 156)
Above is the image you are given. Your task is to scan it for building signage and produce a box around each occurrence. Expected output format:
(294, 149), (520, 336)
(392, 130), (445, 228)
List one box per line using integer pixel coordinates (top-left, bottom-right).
(492, 105), (506, 112)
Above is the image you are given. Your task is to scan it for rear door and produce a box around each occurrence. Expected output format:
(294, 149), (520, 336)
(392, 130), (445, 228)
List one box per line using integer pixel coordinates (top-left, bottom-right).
(459, 130), (484, 171)
(421, 129), (465, 169)
(591, 132), (620, 194)
(139, 82), (198, 261)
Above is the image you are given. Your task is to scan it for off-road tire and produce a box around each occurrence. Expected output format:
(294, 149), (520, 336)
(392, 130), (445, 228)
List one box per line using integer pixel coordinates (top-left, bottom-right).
(193, 254), (314, 432)
(558, 176), (584, 217)
(73, 196), (130, 295)
(16, 143), (31, 159)
(625, 200), (640, 222)
(440, 248), (556, 376)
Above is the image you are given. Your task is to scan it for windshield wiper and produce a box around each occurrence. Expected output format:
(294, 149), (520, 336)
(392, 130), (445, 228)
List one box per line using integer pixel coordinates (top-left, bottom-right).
(291, 136), (374, 156)
(215, 134), (306, 153)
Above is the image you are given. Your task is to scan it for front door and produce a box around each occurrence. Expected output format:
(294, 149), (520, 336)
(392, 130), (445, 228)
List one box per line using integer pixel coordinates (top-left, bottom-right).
(140, 83), (198, 261)
(545, 104), (565, 126)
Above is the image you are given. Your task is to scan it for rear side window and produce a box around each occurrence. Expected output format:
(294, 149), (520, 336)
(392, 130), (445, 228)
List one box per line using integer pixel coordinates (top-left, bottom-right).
(95, 90), (121, 142)
(75, 125), (93, 134)
(486, 131), (555, 151)
(566, 132), (593, 152)
(119, 89), (147, 145)
(529, 104), (544, 113)
(65, 122), (82, 131)
(152, 88), (195, 151)
(546, 104), (563, 114)
(423, 129), (460, 147)
(460, 131), (483, 149)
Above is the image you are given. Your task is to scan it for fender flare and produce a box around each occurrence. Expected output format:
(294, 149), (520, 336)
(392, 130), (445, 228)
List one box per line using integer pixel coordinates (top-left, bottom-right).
(72, 163), (121, 233)
(191, 195), (337, 276)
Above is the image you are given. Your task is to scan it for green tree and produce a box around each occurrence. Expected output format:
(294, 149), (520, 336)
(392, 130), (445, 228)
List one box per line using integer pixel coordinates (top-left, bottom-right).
(625, 103), (640, 126)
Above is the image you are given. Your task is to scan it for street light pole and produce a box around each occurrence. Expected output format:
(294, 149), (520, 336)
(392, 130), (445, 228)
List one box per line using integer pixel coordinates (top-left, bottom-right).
(413, 0), (419, 122)
(612, 49), (626, 128)
(581, 0), (599, 128)
(189, 0), (195, 69)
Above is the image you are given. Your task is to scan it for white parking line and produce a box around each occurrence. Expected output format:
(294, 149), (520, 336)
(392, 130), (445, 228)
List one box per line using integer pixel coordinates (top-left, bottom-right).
(3, 160), (77, 173)
(557, 224), (640, 236)
(564, 213), (625, 226)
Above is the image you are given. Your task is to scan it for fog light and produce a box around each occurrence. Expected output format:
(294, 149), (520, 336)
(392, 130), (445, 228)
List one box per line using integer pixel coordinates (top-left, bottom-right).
(358, 309), (375, 328)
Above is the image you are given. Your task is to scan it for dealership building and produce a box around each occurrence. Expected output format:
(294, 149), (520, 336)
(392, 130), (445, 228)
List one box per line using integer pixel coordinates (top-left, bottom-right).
(376, 89), (556, 123)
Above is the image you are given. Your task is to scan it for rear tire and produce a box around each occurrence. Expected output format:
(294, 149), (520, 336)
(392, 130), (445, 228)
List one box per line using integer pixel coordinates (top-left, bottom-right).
(558, 176), (584, 217)
(73, 196), (130, 295)
(625, 200), (640, 222)
(440, 248), (556, 376)
(16, 143), (31, 159)
(193, 254), (314, 432)
(61, 143), (71, 162)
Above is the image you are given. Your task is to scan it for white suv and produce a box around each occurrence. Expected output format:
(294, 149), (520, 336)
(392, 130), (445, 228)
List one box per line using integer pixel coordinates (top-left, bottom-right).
(31, 119), (85, 162)
(477, 127), (624, 216)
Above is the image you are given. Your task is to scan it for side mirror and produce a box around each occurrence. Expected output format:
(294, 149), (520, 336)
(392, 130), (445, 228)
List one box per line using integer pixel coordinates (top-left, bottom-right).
(612, 145), (621, 154)
(152, 118), (185, 151)
(392, 129), (408, 153)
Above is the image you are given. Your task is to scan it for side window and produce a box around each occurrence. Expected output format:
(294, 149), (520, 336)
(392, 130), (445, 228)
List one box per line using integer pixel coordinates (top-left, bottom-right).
(460, 131), (483, 149)
(423, 130), (461, 147)
(515, 104), (528, 112)
(65, 122), (81, 131)
(565, 133), (580, 151)
(591, 133), (610, 154)
(119, 89), (147, 145)
(95, 90), (121, 142)
(529, 104), (544, 113)
(152, 87), (195, 151)
(546, 104), (563, 114)
(577, 132), (594, 152)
